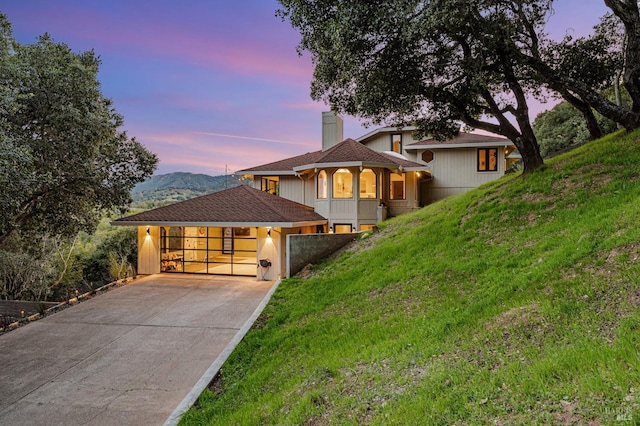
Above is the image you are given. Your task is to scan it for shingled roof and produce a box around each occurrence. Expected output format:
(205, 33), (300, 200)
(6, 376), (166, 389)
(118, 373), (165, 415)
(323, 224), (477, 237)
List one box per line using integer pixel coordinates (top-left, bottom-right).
(292, 138), (426, 172)
(238, 150), (323, 174)
(113, 185), (327, 227)
(406, 132), (512, 148)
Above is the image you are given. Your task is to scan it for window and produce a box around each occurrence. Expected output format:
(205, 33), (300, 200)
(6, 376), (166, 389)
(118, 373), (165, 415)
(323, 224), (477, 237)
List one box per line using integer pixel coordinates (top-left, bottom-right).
(390, 173), (405, 200)
(317, 170), (327, 199)
(391, 133), (402, 153)
(333, 168), (353, 198)
(478, 148), (498, 172)
(334, 224), (353, 233)
(261, 177), (279, 194)
(422, 150), (434, 163)
(359, 168), (377, 199)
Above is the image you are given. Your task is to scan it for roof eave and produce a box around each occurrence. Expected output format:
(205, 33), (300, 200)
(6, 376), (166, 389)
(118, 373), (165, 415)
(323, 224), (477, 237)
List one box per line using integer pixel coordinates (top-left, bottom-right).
(356, 126), (417, 142)
(406, 141), (513, 150)
(293, 161), (403, 172)
(403, 166), (431, 171)
(112, 220), (328, 228)
(236, 170), (298, 176)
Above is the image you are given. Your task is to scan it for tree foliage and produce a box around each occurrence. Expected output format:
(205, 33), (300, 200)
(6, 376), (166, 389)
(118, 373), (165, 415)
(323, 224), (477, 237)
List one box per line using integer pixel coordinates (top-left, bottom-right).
(0, 14), (157, 247)
(278, 0), (640, 174)
(533, 85), (630, 157)
(277, 0), (559, 172)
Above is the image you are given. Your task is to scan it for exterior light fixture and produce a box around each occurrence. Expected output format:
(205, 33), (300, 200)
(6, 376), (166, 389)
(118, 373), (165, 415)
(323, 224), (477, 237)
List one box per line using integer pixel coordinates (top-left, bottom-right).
(146, 226), (150, 236)
(267, 229), (271, 238)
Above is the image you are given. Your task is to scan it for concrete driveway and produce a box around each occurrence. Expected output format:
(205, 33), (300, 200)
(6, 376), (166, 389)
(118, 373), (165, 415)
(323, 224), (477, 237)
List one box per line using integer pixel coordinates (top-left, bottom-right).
(0, 274), (275, 426)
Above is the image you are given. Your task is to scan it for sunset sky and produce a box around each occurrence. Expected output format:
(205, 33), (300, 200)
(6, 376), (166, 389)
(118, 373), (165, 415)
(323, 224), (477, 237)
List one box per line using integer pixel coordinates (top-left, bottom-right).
(3, 1), (609, 176)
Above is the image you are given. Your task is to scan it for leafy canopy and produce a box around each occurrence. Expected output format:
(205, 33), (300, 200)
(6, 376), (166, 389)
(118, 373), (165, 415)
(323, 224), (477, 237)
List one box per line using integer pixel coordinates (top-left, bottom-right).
(0, 14), (157, 247)
(278, 0), (557, 172)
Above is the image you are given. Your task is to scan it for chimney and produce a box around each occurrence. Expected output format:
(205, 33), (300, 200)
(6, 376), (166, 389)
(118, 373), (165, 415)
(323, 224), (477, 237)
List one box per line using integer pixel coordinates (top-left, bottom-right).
(322, 111), (343, 151)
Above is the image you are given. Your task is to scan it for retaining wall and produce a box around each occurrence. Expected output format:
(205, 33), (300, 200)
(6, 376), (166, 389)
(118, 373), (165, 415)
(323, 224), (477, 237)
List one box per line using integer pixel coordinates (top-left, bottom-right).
(286, 233), (357, 277)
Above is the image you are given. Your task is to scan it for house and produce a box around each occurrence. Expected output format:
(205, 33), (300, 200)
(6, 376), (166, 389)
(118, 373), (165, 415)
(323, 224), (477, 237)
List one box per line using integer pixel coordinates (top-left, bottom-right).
(114, 111), (516, 279)
(239, 112), (517, 229)
(355, 125), (519, 204)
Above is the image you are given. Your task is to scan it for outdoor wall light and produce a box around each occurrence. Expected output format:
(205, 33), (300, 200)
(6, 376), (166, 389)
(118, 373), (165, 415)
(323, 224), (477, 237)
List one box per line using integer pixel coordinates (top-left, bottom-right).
(146, 226), (151, 238)
(267, 229), (271, 237)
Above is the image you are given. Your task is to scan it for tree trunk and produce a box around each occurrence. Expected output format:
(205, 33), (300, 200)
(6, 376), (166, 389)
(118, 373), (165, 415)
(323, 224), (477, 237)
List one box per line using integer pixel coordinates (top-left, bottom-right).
(465, 89), (544, 174)
(561, 92), (604, 140)
(521, 51), (640, 130)
(604, 0), (640, 114)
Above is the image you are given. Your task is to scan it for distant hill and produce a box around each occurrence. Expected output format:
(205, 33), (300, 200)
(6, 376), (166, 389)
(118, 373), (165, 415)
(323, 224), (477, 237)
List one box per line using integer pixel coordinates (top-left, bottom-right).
(131, 172), (250, 206)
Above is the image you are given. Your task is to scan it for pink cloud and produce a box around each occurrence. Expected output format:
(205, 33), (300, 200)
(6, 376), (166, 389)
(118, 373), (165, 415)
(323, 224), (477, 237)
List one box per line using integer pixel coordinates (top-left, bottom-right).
(131, 127), (318, 176)
(15, 4), (314, 85)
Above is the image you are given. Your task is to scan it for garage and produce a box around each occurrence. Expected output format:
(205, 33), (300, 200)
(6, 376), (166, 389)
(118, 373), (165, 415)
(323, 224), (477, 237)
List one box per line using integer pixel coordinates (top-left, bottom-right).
(113, 185), (327, 279)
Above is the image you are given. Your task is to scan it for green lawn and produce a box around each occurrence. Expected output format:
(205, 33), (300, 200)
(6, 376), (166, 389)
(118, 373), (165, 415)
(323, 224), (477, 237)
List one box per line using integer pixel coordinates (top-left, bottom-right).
(181, 130), (640, 425)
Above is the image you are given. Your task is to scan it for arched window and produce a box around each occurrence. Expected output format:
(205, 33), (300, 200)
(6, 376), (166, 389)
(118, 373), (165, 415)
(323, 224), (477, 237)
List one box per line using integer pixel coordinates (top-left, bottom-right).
(332, 168), (353, 198)
(317, 170), (327, 199)
(359, 169), (377, 198)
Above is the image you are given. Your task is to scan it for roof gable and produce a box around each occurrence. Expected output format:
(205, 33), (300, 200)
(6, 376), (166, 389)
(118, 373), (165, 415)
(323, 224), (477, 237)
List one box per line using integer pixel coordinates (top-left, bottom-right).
(294, 138), (425, 170)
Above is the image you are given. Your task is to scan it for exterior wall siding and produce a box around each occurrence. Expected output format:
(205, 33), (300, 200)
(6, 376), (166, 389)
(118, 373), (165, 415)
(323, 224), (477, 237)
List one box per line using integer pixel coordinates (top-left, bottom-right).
(278, 176), (305, 204)
(356, 199), (379, 223)
(424, 148), (505, 203)
(257, 227), (279, 280)
(360, 129), (420, 161)
(385, 171), (421, 217)
(304, 175), (315, 207)
(137, 226), (160, 275)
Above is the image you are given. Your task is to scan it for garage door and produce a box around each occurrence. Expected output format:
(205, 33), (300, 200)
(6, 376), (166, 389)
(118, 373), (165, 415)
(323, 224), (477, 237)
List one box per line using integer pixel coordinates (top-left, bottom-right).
(159, 226), (257, 276)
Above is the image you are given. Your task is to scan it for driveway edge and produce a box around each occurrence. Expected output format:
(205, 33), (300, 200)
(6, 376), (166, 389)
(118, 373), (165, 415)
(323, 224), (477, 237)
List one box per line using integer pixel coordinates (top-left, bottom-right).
(163, 278), (282, 426)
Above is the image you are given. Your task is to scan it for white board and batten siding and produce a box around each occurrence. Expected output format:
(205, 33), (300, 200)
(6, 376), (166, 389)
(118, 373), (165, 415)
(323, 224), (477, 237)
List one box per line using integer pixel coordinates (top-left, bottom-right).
(361, 129), (419, 158)
(425, 148), (505, 203)
(278, 176), (306, 205)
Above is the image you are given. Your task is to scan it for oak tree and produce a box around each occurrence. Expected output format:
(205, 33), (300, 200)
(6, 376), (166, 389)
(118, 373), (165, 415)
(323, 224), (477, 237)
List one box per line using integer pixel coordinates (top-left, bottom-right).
(278, 1), (640, 173)
(278, 0), (553, 172)
(0, 15), (157, 247)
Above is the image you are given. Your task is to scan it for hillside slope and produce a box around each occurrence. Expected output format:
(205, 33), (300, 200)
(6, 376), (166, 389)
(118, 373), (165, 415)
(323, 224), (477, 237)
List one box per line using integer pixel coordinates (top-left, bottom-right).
(182, 131), (640, 425)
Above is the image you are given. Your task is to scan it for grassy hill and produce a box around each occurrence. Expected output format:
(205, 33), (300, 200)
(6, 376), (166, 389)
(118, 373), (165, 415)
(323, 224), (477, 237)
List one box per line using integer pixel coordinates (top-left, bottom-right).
(181, 130), (640, 425)
(131, 172), (249, 205)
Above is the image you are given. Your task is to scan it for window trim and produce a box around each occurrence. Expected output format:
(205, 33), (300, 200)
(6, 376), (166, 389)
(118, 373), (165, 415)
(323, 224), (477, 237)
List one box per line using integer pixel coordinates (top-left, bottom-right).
(317, 170), (328, 199)
(261, 177), (278, 194)
(389, 172), (406, 200)
(332, 168), (354, 199)
(333, 223), (353, 233)
(358, 168), (377, 199)
(477, 148), (499, 172)
(391, 133), (402, 154)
